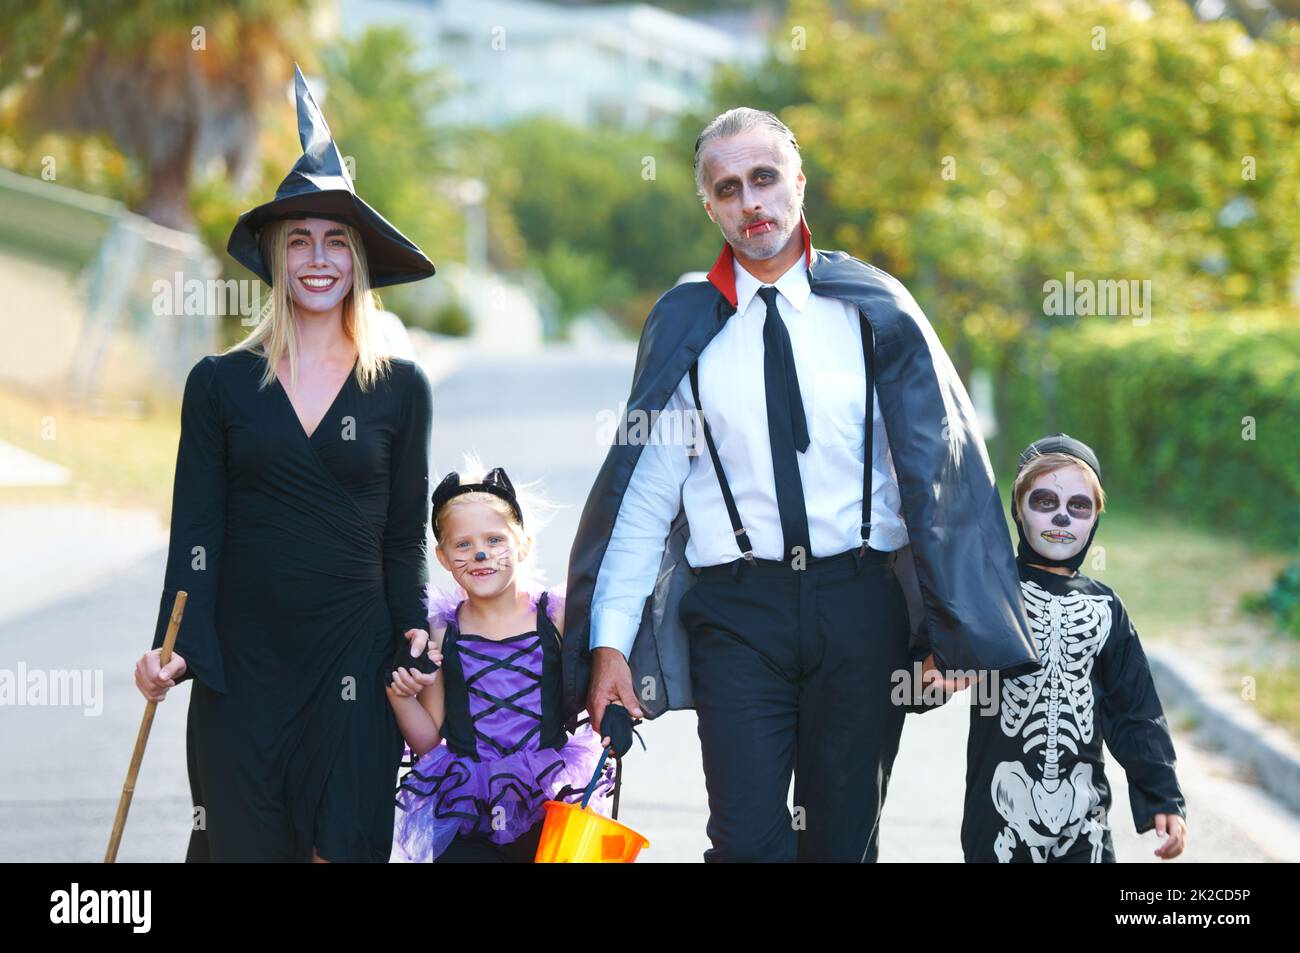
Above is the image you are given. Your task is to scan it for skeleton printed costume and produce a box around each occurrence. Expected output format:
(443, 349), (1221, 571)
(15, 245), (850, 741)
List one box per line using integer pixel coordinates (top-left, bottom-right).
(962, 435), (1186, 863)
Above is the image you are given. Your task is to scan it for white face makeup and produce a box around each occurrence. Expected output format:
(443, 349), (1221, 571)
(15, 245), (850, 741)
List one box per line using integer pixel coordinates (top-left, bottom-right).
(1019, 464), (1098, 563)
(284, 217), (356, 316)
(701, 130), (805, 262)
(434, 499), (521, 598)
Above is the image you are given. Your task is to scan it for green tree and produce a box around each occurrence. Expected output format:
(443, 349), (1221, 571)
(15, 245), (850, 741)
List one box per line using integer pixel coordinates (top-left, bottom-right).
(0, 0), (316, 230)
(479, 117), (719, 329)
(319, 26), (464, 275)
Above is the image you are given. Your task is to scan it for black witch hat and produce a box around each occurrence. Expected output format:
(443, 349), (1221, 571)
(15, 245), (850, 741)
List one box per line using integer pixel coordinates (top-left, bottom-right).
(226, 64), (436, 288)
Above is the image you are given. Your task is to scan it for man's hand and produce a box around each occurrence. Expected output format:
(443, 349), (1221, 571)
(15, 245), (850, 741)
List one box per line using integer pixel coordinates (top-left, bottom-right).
(920, 652), (974, 694)
(135, 648), (187, 702)
(588, 646), (642, 747)
(1152, 813), (1187, 860)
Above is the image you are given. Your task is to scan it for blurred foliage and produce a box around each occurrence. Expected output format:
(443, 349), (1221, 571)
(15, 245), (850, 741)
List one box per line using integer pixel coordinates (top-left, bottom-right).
(317, 27), (464, 274)
(536, 242), (634, 327)
(0, 128), (135, 216)
(0, 0), (315, 229)
(1214, 0), (1300, 37)
(1000, 309), (1300, 550)
(473, 117), (719, 330)
(1243, 561), (1300, 636)
(429, 299), (471, 338)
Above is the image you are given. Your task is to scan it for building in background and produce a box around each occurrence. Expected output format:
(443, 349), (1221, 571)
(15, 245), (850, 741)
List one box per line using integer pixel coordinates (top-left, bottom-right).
(337, 0), (763, 134)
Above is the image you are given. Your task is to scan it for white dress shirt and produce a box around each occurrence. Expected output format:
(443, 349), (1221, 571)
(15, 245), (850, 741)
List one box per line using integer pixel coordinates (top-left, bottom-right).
(589, 247), (910, 657)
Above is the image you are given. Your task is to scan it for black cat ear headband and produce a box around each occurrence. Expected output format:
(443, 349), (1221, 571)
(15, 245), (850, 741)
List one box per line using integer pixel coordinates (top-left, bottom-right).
(430, 467), (524, 542)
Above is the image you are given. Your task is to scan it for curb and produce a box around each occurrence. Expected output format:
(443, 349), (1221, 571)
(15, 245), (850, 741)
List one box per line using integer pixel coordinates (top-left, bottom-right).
(1147, 644), (1300, 814)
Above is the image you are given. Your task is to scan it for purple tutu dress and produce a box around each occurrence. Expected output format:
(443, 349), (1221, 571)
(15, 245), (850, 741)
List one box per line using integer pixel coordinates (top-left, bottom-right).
(392, 585), (615, 862)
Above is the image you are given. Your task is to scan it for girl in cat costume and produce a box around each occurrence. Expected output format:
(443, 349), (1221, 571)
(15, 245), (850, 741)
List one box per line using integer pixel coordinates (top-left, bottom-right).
(962, 433), (1188, 863)
(387, 462), (615, 862)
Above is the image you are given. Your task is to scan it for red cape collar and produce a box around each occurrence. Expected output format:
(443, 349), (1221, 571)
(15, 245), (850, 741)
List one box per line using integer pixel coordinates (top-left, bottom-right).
(706, 215), (814, 308)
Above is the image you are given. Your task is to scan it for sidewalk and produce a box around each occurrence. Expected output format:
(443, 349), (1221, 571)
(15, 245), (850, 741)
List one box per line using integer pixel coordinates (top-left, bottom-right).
(0, 502), (167, 627)
(1148, 644), (1300, 816)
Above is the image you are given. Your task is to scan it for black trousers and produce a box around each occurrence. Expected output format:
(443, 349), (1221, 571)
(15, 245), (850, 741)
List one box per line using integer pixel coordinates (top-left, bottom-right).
(678, 546), (912, 862)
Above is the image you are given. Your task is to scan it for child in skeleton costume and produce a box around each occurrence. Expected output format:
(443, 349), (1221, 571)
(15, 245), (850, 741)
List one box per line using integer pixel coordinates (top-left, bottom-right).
(387, 462), (615, 862)
(962, 434), (1188, 863)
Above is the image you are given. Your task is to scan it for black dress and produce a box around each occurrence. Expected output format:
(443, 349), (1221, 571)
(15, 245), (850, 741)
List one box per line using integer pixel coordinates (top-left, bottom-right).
(962, 562), (1187, 862)
(150, 348), (432, 862)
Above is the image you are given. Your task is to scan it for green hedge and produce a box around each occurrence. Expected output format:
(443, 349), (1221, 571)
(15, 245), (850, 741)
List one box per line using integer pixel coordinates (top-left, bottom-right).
(997, 311), (1300, 551)
(1243, 561), (1300, 637)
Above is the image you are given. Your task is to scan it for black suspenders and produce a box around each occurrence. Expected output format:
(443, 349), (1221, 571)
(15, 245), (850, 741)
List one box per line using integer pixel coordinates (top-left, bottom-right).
(688, 310), (876, 562)
(689, 359), (755, 559)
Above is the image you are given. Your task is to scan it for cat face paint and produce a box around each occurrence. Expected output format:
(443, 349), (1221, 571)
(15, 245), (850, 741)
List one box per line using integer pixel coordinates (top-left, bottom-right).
(1018, 465), (1097, 563)
(434, 499), (521, 598)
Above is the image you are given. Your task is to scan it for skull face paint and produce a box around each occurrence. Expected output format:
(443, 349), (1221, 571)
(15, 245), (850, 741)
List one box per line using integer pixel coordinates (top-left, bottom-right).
(1018, 465), (1097, 564)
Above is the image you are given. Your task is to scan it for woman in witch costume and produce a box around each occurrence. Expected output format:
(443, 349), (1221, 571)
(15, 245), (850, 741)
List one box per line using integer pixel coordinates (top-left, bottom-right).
(133, 65), (437, 862)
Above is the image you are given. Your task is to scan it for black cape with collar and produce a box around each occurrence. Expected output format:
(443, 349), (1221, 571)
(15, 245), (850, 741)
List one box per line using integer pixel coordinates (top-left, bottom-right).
(562, 224), (1039, 723)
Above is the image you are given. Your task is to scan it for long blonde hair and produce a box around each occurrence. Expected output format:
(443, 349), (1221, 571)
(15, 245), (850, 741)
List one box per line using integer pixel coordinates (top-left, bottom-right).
(227, 217), (391, 392)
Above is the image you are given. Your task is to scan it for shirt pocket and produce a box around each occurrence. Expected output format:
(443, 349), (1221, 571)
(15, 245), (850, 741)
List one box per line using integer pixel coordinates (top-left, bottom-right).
(812, 368), (868, 451)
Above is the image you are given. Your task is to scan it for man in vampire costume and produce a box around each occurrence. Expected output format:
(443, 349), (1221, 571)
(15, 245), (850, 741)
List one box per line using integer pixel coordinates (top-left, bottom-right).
(562, 108), (1039, 862)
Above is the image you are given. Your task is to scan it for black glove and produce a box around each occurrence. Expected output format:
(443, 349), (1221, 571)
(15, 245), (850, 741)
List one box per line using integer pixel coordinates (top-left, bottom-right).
(600, 703), (639, 758)
(388, 633), (439, 687)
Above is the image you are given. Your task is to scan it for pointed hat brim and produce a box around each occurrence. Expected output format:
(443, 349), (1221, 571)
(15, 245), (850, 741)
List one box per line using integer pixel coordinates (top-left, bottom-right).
(227, 189), (436, 289)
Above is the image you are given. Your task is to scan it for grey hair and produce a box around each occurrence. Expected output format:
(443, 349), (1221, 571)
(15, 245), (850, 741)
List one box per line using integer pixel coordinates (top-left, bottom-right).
(693, 107), (802, 201)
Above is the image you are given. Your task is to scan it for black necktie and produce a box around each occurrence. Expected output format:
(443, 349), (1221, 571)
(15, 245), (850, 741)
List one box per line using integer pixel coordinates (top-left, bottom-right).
(758, 285), (811, 559)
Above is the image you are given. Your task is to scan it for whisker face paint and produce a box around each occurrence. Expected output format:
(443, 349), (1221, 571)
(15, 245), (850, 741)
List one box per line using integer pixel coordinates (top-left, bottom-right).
(445, 521), (517, 590)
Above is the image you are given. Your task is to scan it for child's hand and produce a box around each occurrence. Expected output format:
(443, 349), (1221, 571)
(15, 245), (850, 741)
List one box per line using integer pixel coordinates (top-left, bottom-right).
(1152, 813), (1187, 859)
(388, 666), (437, 698)
(404, 627), (442, 668)
(387, 628), (441, 698)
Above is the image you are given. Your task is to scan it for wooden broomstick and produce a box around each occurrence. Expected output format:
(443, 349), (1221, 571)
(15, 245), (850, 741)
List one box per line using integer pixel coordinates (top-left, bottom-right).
(105, 590), (187, 863)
